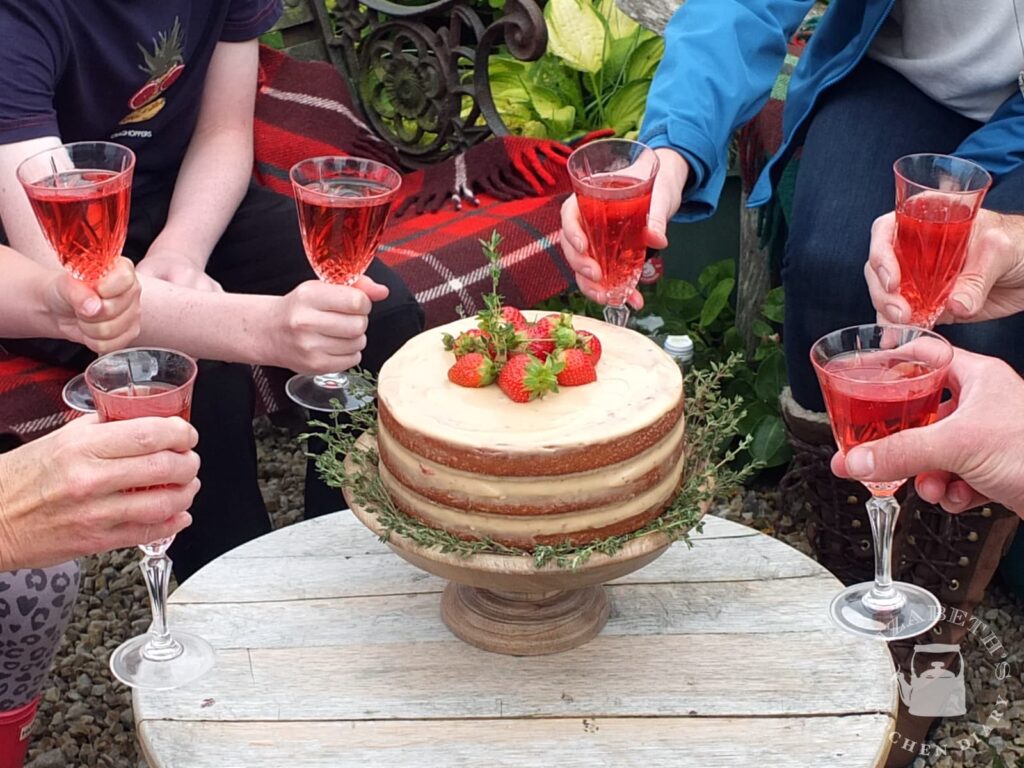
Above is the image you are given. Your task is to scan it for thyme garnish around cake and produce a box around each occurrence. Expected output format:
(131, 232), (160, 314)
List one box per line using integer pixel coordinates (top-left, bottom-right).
(303, 355), (754, 570)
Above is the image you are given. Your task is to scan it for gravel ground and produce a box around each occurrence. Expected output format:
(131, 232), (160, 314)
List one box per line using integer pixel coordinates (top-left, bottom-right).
(24, 417), (1024, 767)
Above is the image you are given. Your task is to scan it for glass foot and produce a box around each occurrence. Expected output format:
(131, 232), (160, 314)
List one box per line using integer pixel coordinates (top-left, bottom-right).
(109, 631), (215, 690)
(62, 373), (95, 412)
(829, 581), (941, 641)
(285, 373), (373, 413)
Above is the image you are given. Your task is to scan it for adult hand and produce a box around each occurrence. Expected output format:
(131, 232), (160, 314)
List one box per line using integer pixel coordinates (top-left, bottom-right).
(266, 276), (389, 374)
(559, 147), (689, 311)
(0, 415), (201, 570)
(866, 210), (1024, 325)
(48, 256), (142, 353)
(831, 348), (1024, 516)
(137, 247), (224, 293)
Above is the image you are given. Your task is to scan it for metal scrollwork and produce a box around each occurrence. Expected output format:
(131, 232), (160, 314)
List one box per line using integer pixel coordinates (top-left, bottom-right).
(312, 0), (548, 168)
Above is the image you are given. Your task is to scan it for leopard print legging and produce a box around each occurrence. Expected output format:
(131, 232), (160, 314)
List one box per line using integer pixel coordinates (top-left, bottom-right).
(0, 563), (80, 709)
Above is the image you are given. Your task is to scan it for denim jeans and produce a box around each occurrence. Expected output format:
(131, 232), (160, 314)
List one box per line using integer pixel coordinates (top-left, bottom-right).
(783, 57), (1024, 412)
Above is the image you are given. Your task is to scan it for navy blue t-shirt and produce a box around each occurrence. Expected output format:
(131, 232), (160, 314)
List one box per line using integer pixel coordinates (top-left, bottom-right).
(0, 1), (282, 196)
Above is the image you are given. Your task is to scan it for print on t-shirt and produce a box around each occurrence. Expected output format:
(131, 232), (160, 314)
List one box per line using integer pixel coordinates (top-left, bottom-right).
(121, 17), (186, 125)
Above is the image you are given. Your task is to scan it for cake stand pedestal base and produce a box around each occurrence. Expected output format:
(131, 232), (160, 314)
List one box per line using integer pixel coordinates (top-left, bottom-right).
(441, 583), (610, 656)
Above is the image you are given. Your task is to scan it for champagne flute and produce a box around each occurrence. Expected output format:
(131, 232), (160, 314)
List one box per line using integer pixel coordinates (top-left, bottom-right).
(892, 154), (991, 328)
(286, 156), (402, 412)
(811, 325), (953, 640)
(567, 139), (659, 327)
(85, 348), (215, 689)
(17, 142), (135, 412)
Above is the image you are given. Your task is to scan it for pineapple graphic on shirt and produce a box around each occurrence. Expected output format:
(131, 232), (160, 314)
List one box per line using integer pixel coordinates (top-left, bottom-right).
(120, 17), (186, 124)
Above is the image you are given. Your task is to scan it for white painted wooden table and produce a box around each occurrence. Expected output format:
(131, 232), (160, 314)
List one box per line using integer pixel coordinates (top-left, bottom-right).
(136, 512), (897, 767)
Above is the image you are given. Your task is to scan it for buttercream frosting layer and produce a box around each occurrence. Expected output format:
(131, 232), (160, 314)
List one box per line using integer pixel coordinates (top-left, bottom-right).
(379, 451), (685, 547)
(377, 416), (685, 515)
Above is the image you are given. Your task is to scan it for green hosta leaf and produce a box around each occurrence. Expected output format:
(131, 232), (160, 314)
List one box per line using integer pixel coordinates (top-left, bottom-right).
(761, 286), (785, 323)
(605, 79), (651, 135)
(529, 54), (586, 117)
(626, 36), (666, 81)
(603, 36), (638, 85)
(699, 277), (735, 328)
(545, 0), (606, 73)
(596, 0), (641, 39)
(754, 348), (787, 401)
(749, 414), (790, 468)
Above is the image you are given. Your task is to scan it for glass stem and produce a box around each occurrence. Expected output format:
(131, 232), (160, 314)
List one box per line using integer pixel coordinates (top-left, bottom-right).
(603, 304), (631, 327)
(862, 495), (905, 614)
(138, 549), (183, 662)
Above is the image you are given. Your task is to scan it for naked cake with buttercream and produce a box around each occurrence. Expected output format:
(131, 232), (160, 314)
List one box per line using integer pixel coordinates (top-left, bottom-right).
(375, 311), (685, 548)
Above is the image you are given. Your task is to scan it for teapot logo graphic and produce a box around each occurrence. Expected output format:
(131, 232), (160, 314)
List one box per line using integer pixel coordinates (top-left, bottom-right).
(895, 643), (967, 718)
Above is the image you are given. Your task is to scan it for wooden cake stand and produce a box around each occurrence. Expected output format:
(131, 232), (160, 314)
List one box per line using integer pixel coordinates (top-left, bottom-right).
(345, 436), (703, 657)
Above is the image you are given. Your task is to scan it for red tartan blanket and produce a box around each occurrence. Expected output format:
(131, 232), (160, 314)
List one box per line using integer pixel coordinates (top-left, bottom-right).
(253, 45), (574, 328)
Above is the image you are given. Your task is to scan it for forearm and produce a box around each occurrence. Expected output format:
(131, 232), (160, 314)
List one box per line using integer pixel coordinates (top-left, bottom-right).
(134, 276), (278, 365)
(148, 126), (253, 266)
(0, 248), (62, 338)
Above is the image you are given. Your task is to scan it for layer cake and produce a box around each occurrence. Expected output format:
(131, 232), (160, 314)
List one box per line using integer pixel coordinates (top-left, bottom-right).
(376, 311), (685, 547)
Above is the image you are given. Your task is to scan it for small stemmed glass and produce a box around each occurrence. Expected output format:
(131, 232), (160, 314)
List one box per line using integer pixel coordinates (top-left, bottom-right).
(286, 156), (402, 412)
(17, 142), (135, 412)
(85, 348), (215, 689)
(567, 139), (659, 327)
(812, 325), (953, 640)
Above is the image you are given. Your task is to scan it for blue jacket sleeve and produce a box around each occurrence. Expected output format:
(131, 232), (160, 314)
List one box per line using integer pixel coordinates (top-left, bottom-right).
(639, 0), (815, 222)
(954, 94), (1024, 187)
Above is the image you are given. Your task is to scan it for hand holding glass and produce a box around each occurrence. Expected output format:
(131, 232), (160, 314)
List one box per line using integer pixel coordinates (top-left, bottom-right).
(85, 348), (215, 690)
(812, 325), (953, 640)
(567, 139), (659, 328)
(892, 154), (991, 328)
(286, 156), (401, 412)
(17, 141), (135, 412)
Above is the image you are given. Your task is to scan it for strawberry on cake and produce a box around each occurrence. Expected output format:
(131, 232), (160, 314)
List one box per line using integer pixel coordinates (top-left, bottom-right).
(375, 310), (685, 548)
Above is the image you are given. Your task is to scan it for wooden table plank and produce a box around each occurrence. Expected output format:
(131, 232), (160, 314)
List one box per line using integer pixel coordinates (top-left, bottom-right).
(167, 575), (843, 649)
(174, 520), (818, 605)
(140, 715), (894, 768)
(134, 631), (894, 723)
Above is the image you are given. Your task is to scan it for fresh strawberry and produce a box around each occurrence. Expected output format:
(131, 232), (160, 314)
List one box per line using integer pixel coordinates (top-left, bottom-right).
(442, 329), (493, 358)
(523, 313), (571, 360)
(497, 354), (561, 403)
(500, 306), (528, 332)
(575, 330), (602, 366)
(448, 353), (496, 388)
(554, 348), (597, 386)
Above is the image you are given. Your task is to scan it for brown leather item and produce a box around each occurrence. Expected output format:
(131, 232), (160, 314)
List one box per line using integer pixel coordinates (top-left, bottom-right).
(779, 388), (1019, 768)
